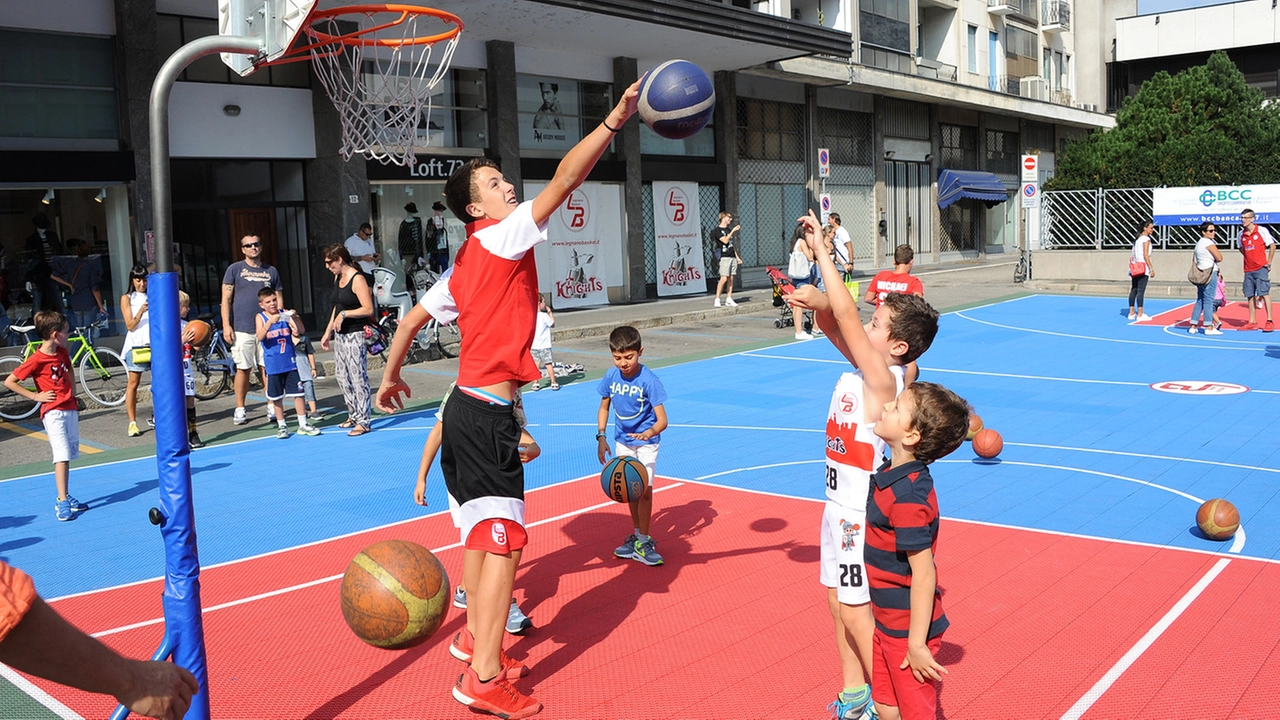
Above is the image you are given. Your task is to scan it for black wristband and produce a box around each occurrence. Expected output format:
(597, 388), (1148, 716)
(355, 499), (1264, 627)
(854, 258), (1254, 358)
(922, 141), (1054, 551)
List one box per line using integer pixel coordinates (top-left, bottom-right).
(603, 119), (622, 133)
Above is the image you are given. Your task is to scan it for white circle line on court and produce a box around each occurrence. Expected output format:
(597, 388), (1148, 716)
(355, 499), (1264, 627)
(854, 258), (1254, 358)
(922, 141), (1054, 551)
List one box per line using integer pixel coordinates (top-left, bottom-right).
(954, 310), (1265, 350)
(1159, 322), (1276, 345)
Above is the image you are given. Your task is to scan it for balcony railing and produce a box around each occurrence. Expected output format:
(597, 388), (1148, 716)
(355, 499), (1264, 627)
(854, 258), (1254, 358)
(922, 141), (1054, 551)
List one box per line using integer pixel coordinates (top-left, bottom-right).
(1043, 0), (1070, 31)
(989, 0), (1037, 21)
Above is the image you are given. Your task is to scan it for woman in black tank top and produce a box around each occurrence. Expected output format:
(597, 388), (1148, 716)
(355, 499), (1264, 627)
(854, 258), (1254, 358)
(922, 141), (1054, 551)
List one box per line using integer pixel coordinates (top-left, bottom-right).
(320, 245), (375, 435)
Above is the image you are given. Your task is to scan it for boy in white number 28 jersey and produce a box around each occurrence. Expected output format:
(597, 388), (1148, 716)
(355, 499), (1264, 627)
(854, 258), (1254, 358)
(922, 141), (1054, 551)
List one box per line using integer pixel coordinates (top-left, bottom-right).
(785, 210), (941, 720)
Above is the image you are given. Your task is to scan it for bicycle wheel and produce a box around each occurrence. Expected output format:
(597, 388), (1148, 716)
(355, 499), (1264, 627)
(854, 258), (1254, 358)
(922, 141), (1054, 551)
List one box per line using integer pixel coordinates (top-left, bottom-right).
(192, 343), (231, 401)
(79, 347), (128, 407)
(0, 355), (40, 420)
(1013, 257), (1027, 284)
(436, 321), (461, 358)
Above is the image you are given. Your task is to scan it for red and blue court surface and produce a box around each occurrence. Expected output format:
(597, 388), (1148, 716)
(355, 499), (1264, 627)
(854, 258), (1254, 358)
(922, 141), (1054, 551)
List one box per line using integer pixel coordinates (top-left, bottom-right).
(3, 294), (1280, 718)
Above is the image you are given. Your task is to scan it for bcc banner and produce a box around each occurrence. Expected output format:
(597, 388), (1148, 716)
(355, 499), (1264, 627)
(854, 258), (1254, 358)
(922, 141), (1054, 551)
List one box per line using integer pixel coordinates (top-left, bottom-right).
(1153, 183), (1280, 225)
(652, 181), (705, 297)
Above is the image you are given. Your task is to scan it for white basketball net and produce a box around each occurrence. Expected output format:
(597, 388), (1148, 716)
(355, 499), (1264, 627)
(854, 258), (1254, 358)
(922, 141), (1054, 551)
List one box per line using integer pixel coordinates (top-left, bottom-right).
(306, 8), (461, 167)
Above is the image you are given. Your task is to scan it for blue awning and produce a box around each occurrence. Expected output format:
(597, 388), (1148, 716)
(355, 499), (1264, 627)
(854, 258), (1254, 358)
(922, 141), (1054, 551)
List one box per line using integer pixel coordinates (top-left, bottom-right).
(937, 169), (1011, 209)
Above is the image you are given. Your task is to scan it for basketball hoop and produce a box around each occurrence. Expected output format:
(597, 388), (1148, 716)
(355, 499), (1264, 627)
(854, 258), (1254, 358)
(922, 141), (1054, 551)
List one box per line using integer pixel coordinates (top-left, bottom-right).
(267, 4), (463, 167)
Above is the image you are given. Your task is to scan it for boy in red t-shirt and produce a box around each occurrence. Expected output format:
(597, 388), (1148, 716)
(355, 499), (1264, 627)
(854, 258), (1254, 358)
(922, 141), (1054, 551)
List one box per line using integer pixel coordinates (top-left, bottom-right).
(865, 245), (924, 308)
(3, 311), (89, 521)
(375, 80), (643, 719)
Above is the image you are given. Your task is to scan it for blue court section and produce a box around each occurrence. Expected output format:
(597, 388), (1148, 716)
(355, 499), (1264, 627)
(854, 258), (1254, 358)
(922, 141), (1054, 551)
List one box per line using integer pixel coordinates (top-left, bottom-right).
(4, 294), (1279, 601)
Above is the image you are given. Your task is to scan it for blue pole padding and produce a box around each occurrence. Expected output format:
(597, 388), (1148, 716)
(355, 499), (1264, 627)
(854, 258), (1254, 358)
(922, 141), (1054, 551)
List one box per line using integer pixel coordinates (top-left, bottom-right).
(108, 633), (175, 720)
(150, 272), (211, 720)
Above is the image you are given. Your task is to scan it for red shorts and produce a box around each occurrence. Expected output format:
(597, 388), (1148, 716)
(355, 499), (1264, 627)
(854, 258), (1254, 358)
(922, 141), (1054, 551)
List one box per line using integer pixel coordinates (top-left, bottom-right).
(871, 628), (942, 719)
(465, 518), (528, 554)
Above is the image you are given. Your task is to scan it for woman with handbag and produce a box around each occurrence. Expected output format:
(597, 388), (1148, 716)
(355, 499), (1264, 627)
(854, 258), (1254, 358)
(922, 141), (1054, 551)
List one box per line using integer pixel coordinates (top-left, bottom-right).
(121, 264), (150, 437)
(787, 223), (816, 340)
(1189, 221), (1224, 335)
(1128, 221), (1156, 321)
(320, 245), (375, 436)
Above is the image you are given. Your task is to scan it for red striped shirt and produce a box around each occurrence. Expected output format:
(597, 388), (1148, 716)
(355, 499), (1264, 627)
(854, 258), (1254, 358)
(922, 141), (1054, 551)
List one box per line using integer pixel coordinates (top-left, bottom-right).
(865, 459), (948, 639)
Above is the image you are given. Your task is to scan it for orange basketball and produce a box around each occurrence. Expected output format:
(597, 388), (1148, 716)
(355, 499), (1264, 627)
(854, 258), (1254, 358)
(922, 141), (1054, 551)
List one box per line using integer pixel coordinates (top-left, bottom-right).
(1196, 498), (1240, 541)
(185, 319), (211, 347)
(972, 428), (1003, 459)
(967, 412), (984, 441)
(339, 540), (450, 649)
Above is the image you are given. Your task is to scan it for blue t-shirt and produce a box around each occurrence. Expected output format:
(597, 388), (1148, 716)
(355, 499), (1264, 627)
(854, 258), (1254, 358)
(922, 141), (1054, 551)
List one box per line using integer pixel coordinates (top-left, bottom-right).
(259, 312), (297, 376)
(597, 365), (667, 447)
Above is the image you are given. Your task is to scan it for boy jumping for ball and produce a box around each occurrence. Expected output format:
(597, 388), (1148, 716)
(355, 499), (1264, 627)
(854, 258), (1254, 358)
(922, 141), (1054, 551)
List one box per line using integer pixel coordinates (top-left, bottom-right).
(375, 79), (643, 719)
(866, 382), (969, 719)
(786, 211), (941, 720)
(595, 325), (668, 566)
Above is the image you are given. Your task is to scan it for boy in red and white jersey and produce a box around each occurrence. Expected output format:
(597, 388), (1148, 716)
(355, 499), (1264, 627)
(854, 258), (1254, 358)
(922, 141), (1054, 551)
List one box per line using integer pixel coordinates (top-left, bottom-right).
(787, 212), (941, 720)
(375, 80), (643, 719)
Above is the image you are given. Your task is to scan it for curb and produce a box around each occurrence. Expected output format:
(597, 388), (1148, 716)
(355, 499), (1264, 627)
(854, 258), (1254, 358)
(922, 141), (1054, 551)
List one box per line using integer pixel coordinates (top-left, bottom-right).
(551, 300), (772, 341)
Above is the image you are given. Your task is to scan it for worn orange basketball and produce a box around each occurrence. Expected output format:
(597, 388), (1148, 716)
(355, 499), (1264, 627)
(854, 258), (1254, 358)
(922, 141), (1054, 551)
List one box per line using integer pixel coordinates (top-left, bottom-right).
(185, 319), (211, 347)
(966, 412), (984, 441)
(972, 428), (1003, 459)
(339, 540), (449, 649)
(1196, 498), (1240, 541)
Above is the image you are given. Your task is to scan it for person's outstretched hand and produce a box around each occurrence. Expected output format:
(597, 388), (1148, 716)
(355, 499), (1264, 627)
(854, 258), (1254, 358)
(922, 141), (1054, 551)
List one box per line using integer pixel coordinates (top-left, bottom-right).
(376, 376), (411, 413)
(117, 660), (200, 720)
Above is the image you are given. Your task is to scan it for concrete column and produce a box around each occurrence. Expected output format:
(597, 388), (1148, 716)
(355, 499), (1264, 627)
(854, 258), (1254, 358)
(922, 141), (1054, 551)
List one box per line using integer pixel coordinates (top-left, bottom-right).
(115, 0), (161, 255)
(714, 71), (738, 216)
(614, 57), (645, 302)
(872, 94), (887, 262)
(929, 104), (942, 262)
(805, 84), (819, 211)
(486, 41), (521, 190)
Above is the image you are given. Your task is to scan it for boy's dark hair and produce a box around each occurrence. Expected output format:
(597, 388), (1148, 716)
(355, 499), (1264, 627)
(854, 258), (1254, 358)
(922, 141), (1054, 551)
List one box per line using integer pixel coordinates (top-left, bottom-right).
(905, 382), (970, 464)
(882, 293), (939, 365)
(257, 286), (277, 300)
(444, 158), (501, 223)
(893, 244), (914, 265)
(35, 310), (67, 340)
(609, 325), (642, 353)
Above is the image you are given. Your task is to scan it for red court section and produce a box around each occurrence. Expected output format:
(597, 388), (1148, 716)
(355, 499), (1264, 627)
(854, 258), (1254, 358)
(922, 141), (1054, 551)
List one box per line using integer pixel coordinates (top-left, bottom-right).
(30, 480), (1280, 719)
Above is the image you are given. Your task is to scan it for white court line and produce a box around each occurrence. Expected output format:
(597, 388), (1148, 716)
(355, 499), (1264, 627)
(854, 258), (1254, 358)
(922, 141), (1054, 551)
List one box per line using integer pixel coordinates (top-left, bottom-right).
(86, 481), (686, 638)
(1058, 558), (1232, 720)
(0, 664), (82, 720)
(1007, 441), (1280, 475)
(954, 311), (1265, 350)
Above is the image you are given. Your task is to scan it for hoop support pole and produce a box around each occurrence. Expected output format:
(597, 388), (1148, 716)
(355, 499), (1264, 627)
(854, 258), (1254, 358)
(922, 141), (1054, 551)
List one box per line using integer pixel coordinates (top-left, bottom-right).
(144, 34), (260, 720)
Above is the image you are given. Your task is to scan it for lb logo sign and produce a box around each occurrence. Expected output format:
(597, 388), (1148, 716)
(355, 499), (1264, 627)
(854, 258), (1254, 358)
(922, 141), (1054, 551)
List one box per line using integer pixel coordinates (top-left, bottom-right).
(1150, 380), (1249, 396)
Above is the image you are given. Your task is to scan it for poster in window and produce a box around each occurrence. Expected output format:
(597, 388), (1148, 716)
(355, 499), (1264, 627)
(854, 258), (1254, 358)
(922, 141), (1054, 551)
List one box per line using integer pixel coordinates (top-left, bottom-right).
(652, 181), (705, 297)
(546, 186), (609, 308)
(518, 75), (580, 151)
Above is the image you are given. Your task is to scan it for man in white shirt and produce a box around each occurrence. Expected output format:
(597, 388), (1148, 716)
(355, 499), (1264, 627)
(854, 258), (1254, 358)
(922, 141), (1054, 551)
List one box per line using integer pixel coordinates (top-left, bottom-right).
(344, 223), (379, 275)
(829, 212), (854, 274)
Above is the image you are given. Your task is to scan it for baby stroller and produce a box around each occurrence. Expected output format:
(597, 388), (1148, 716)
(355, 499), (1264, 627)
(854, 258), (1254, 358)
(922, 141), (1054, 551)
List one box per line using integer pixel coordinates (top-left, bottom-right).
(765, 266), (798, 330)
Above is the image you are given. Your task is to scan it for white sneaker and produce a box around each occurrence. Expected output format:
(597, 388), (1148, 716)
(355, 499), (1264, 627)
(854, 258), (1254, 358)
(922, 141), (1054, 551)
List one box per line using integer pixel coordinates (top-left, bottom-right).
(1188, 326), (1200, 334)
(1138, 313), (1152, 321)
(725, 298), (737, 307)
(1205, 327), (1223, 335)
(1127, 313), (1137, 320)
(233, 409), (247, 426)
(714, 298), (721, 308)
(794, 332), (813, 340)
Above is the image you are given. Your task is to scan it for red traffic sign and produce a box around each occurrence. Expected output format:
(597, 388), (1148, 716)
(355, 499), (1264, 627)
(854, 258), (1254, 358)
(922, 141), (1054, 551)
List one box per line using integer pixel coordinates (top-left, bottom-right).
(1023, 156), (1036, 171)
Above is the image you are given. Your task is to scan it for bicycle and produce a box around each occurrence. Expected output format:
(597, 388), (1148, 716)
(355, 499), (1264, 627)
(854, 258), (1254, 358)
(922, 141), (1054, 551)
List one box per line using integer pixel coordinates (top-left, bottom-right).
(189, 314), (235, 401)
(419, 315), (460, 360)
(1013, 245), (1033, 284)
(0, 318), (128, 421)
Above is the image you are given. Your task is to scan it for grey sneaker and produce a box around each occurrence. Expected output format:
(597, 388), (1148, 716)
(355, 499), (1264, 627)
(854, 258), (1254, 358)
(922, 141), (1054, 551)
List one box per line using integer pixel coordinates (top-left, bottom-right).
(506, 598), (533, 634)
(453, 586), (467, 609)
(233, 409), (248, 426)
(632, 536), (664, 566)
(276, 426), (290, 439)
(614, 534), (638, 559)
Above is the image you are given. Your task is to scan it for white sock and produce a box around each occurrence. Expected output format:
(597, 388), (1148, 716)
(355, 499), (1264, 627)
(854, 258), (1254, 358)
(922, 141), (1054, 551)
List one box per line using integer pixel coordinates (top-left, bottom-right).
(637, 532), (651, 543)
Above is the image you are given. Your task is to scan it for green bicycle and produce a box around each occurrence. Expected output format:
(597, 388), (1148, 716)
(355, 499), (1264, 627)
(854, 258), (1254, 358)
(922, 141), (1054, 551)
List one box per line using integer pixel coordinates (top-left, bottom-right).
(0, 318), (128, 421)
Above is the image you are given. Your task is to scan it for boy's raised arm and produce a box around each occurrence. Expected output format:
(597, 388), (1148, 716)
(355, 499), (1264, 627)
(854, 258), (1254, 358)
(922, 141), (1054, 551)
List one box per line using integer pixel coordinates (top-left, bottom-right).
(532, 80), (641, 226)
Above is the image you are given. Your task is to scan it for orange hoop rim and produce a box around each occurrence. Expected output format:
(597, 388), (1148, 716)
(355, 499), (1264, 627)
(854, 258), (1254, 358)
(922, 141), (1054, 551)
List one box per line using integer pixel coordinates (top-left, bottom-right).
(265, 3), (462, 64)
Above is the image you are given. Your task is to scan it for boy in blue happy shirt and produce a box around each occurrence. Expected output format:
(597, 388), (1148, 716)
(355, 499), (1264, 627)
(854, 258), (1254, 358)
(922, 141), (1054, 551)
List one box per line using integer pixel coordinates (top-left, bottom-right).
(595, 325), (668, 566)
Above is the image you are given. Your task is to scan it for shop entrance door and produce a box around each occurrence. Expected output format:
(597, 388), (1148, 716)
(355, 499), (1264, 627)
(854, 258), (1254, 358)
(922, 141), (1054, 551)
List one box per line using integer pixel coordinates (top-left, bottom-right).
(883, 160), (933, 258)
(229, 208), (278, 269)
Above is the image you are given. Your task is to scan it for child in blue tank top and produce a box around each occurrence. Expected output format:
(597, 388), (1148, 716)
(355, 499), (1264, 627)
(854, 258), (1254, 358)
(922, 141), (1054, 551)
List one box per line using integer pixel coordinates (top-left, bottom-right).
(255, 287), (319, 439)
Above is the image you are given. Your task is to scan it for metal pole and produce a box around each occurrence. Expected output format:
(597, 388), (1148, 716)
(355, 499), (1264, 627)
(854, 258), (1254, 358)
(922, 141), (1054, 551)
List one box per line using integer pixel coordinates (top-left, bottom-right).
(141, 35), (260, 720)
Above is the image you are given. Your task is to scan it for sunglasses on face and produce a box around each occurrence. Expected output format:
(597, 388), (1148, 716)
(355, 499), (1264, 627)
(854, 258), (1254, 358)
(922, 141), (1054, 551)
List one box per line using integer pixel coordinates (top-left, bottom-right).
(243, 242), (261, 249)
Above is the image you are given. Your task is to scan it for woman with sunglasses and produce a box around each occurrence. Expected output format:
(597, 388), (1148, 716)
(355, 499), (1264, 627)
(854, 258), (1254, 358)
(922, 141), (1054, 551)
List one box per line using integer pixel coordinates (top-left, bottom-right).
(120, 264), (151, 436)
(1190, 221), (1224, 335)
(319, 245), (374, 436)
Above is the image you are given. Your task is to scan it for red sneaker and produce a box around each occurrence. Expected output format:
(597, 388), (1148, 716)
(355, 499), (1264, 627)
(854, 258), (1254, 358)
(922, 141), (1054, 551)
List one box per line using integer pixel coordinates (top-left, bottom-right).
(1242, 322), (1258, 330)
(453, 666), (542, 719)
(449, 629), (529, 679)
(1265, 321), (1274, 332)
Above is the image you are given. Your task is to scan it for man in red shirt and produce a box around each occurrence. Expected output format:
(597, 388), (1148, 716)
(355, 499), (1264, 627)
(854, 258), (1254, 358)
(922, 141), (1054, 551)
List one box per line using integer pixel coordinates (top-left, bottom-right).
(1238, 208), (1275, 331)
(864, 245), (925, 308)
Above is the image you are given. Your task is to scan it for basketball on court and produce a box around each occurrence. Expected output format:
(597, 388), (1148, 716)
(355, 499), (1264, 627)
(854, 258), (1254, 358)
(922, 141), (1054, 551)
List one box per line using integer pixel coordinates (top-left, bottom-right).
(1196, 498), (1240, 540)
(638, 59), (715, 140)
(339, 540), (449, 649)
(973, 428), (1003, 459)
(967, 412), (984, 441)
(185, 319), (211, 347)
(601, 456), (648, 503)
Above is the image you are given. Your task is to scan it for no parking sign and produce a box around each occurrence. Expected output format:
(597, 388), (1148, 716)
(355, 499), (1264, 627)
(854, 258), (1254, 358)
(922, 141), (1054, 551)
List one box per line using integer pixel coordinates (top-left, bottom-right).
(818, 148), (830, 178)
(1021, 182), (1039, 209)
(820, 193), (832, 225)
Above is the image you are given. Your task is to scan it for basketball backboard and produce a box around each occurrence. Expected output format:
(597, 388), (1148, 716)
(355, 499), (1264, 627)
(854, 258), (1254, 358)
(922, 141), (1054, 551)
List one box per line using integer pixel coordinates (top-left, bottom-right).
(217, 0), (318, 76)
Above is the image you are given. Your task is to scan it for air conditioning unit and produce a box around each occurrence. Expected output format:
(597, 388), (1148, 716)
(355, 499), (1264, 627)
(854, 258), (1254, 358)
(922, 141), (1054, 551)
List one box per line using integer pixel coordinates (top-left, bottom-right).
(1019, 76), (1049, 101)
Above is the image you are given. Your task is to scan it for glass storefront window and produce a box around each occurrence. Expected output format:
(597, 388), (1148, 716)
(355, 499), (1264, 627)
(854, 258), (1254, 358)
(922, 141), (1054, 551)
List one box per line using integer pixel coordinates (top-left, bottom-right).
(517, 75), (614, 157)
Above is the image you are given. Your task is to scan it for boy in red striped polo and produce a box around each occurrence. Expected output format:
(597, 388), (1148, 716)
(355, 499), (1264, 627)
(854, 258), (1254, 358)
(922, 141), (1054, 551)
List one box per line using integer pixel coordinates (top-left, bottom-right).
(866, 382), (970, 720)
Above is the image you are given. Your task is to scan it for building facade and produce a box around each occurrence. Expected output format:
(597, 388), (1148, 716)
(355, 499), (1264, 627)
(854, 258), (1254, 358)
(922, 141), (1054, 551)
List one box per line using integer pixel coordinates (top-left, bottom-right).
(0, 0), (1120, 322)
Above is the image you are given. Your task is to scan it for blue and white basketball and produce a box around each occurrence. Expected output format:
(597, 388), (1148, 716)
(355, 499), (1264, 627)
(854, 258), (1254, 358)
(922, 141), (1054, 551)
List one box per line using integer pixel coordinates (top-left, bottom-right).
(601, 456), (648, 504)
(637, 60), (715, 140)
